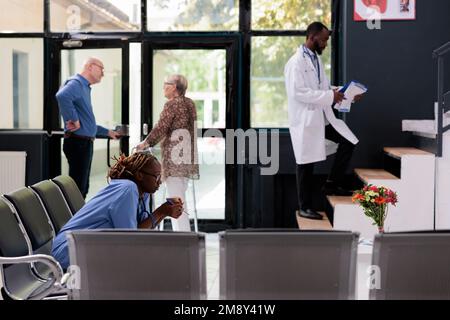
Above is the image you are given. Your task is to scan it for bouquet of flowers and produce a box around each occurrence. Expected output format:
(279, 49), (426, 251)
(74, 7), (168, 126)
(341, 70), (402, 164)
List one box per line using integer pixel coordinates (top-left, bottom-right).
(352, 185), (398, 232)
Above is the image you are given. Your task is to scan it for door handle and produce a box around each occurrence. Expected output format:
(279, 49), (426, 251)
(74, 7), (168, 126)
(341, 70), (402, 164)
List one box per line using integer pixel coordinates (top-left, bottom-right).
(107, 138), (111, 167)
(143, 123), (149, 136)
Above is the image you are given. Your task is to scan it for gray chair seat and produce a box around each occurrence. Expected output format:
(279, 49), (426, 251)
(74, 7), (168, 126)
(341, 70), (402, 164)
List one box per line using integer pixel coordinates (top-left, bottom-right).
(66, 230), (206, 300)
(52, 175), (85, 215)
(370, 231), (450, 300)
(219, 229), (359, 300)
(0, 198), (64, 300)
(31, 180), (73, 234)
(3, 188), (55, 280)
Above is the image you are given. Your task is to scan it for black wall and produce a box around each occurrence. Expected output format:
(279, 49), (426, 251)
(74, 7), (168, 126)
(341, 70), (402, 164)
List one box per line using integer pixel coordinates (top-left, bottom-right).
(242, 1), (450, 228)
(0, 131), (51, 186)
(340, 0), (450, 169)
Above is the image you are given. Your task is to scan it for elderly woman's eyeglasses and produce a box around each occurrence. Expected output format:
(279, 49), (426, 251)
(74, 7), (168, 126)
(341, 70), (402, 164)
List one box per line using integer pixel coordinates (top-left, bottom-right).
(164, 81), (175, 86)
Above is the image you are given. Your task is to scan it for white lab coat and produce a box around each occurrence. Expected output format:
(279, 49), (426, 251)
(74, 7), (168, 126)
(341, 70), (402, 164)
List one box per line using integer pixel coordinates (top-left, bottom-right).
(284, 46), (359, 165)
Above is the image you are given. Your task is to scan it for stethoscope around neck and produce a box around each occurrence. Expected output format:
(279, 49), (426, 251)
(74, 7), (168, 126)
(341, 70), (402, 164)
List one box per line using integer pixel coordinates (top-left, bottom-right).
(302, 45), (321, 84)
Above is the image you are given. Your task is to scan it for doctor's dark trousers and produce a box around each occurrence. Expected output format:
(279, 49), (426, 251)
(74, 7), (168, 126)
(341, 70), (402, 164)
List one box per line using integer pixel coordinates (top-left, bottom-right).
(296, 124), (355, 210)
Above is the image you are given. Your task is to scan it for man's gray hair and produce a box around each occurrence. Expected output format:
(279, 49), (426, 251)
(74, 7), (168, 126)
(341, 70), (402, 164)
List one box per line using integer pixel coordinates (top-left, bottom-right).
(170, 74), (188, 96)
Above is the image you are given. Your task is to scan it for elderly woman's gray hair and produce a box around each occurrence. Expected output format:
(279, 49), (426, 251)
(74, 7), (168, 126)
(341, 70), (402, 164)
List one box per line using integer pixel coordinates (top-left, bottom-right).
(169, 74), (188, 96)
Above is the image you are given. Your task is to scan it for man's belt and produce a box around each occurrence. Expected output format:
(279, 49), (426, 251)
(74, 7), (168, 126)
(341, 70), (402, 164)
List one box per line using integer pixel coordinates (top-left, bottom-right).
(64, 132), (95, 141)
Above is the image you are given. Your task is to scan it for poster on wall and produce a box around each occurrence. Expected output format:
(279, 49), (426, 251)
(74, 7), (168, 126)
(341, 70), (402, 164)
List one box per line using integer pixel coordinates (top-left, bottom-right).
(354, 0), (416, 21)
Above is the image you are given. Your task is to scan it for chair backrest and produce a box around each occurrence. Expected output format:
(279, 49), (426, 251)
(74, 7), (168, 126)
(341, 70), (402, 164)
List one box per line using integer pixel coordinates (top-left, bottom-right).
(67, 230), (206, 300)
(3, 188), (54, 279)
(0, 197), (52, 300)
(51, 175), (85, 215)
(219, 229), (359, 300)
(31, 180), (72, 233)
(370, 232), (450, 300)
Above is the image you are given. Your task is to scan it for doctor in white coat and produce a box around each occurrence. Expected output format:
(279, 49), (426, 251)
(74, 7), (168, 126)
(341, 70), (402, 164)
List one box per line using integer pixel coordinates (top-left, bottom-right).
(284, 22), (360, 220)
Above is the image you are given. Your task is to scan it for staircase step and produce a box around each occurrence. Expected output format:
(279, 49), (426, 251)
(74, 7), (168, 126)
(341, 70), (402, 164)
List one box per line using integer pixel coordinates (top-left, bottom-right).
(384, 147), (433, 159)
(355, 168), (399, 184)
(296, 212), (333, 230)
(327, 196), (354, 208)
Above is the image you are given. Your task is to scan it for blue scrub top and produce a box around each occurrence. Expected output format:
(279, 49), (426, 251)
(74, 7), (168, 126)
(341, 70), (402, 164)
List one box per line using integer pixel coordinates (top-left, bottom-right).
(51, 179), (150, 269)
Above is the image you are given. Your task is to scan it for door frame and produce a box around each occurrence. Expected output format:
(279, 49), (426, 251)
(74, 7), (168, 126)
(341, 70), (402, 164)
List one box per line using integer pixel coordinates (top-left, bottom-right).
(141, 34), (242, 230)
(45, 39), (130, 177)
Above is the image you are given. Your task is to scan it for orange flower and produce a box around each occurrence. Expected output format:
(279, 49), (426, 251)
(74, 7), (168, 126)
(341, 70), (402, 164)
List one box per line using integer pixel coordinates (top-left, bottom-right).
(352, 194), (364, 202)
(374, 197), (386, 205)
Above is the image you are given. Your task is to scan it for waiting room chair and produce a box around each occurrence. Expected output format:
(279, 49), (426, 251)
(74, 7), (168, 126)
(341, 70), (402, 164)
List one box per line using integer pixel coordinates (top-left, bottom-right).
(31, 180), (73, 234)
(219, 229), (359, 300)
(52, 175), (85, 215)
(66, 230), (206, 300)
(3, 188), (55, 279)
(370, 231), (450, 300)
(0, 197), (64, 300)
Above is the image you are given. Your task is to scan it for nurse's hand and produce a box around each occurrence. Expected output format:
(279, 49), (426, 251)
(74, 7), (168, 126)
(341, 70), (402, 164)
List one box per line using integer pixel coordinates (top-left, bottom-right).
(158, 201), (183, 219)
(333, 90), (345, 104)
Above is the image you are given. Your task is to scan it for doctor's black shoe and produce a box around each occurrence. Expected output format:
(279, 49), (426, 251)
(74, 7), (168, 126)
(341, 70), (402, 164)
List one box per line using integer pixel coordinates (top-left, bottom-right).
(296, 209), (323, 220)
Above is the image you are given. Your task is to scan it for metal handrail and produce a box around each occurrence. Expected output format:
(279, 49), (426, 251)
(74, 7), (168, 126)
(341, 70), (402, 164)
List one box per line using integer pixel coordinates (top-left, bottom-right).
(433, 42), (450, 58)
(433, 41), (450, 157)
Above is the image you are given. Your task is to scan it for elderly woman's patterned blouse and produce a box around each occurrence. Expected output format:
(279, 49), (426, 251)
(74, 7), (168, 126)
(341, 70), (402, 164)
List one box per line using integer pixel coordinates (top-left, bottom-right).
(144, 96), (199, 181)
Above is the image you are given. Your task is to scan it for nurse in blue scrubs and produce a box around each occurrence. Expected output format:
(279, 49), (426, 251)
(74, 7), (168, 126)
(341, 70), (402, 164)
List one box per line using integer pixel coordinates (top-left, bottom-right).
(51, 151), (183, 270)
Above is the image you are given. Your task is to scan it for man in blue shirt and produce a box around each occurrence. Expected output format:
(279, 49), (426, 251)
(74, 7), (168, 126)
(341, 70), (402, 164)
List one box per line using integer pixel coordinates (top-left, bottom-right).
(56, 57), (120, 198)
(52, 151), (184, 270)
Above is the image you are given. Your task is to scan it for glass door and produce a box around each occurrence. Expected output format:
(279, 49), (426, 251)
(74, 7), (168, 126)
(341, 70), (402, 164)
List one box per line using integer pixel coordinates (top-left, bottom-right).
(142, 38), (239, 229)
(52, 40), (129, 200)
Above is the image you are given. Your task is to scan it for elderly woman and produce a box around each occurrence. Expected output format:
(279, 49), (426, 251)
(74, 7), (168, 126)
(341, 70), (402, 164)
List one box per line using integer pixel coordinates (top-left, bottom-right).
(137, 74), (199, 232)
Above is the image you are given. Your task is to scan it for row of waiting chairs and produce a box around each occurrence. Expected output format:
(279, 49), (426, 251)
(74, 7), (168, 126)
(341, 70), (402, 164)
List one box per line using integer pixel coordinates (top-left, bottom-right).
(0, 175), (85, 300)
(59, 229), (450, 300)
(2, 176), (450, 300)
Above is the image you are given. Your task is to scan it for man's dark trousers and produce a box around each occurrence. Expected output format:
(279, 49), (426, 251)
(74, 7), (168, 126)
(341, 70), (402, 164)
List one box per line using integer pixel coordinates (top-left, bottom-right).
(296, 124), (355, 211)
(63, 137), (94, 199)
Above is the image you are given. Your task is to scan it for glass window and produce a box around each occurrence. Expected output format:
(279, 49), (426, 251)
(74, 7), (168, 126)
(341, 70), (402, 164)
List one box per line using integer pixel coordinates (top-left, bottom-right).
(152, 49), (226, 129)
(0, 39), (43, 129)
(250, 36), (331, 128)
(252, 0), (332, 30)
(0, 0), (43, 32)
(147, 0), (238, 31)
(50, 0), (140, 32)
(13, 52), (29, 128)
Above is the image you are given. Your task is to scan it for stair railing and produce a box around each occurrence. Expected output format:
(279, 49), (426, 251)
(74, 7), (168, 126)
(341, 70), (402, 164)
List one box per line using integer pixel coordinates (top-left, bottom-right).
(433, 41), (450, 157)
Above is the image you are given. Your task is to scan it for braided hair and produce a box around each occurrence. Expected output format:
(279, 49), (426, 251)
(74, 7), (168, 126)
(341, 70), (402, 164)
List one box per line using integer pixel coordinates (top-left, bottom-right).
(108, 151), (158, 182)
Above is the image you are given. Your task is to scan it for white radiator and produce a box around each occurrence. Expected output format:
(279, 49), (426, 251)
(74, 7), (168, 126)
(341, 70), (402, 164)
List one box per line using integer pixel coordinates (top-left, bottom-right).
(0, 151), (26, 194)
